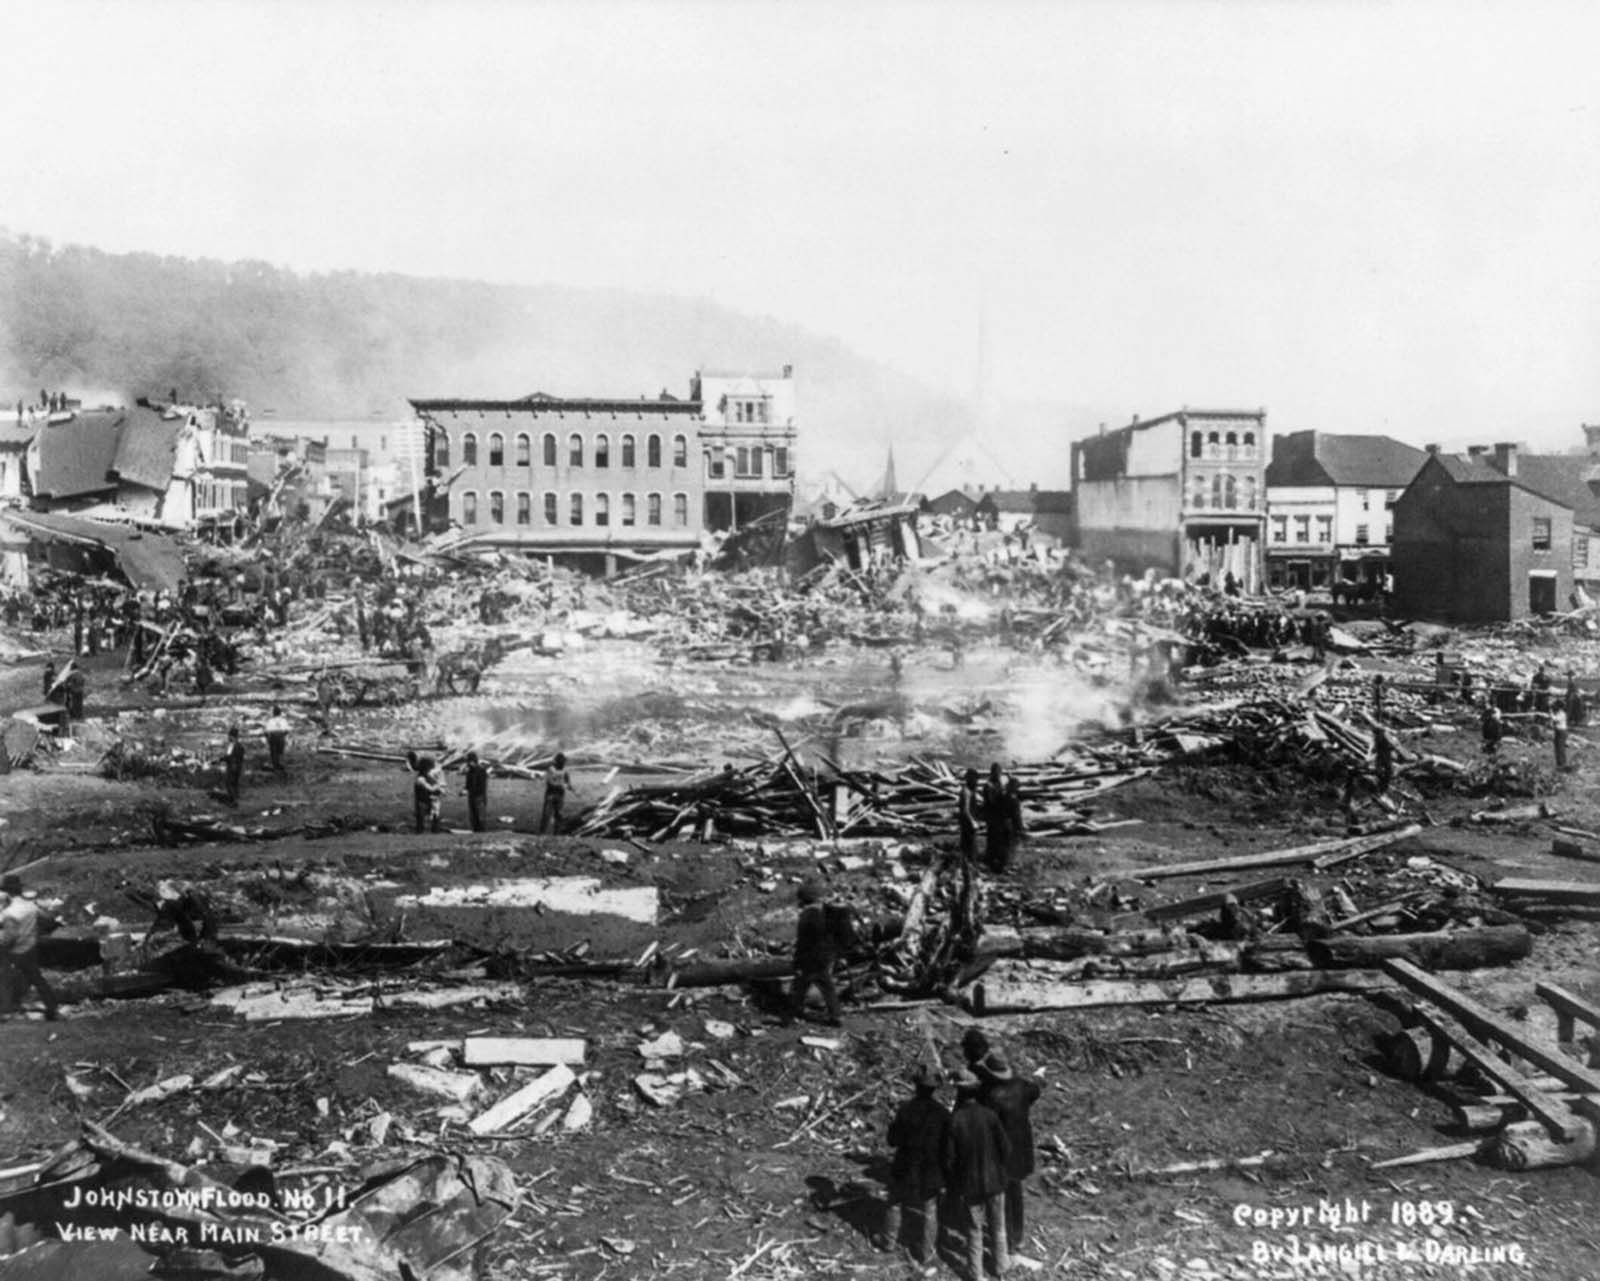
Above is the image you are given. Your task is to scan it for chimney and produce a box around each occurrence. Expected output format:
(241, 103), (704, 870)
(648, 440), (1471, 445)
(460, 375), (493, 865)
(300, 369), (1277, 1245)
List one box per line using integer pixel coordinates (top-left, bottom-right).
(1098, 423), (1106, 436)
(1493, 442), (1518, 477)
(1425, 443), (1440, 454)
(1584, 424), (1600, 457)
(1131, 413), (1140, 426)
(781, 364), (793, 379)
(1466, 445), (1488, 458)
(1030, 481), (1038, 492)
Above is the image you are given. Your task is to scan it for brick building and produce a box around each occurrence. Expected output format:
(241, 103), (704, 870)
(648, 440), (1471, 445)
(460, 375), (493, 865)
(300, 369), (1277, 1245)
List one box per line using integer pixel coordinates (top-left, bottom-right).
(1392, 442), (1600, 622)
(1070, 409), (1268, 588)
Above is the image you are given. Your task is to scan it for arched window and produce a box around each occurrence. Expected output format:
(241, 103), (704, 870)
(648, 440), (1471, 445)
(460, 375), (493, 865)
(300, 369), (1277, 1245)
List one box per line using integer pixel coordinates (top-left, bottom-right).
(1243, 431), (1256, 449)
(672, 493), (688, 526)
(1190, 431), (1203, 459)
(569, 493), (584, 525)
(595, 434), (610, 467)
(595, 493), (610, 526)
(462, 433), (478, 466)
(542, 433), (557, 466)
(462, 491), (478, 524)
(647, 492), (662, 526)
(1242, 476), (1258, 510)
(434, 433), (450, 468)
(1211, 474), (1224, 508)
(488, 433), (504, 466)
(1192, 477), (1208, 509)
(621, 434), (636, 467)
(647, 434), (662, 468)
(515, 434), (530, 466)
(736, 446), (750, 476)
(673, 435), (688, 467)
(489, 490), (505, 523)
(543, 493), (557, 525)
(517, 492), (531, 524)
(621, 493), (636, 526)
(1225, 431), (1238, 447)
(568, 434), (584, 467)
(1222, 474), (1238, 508)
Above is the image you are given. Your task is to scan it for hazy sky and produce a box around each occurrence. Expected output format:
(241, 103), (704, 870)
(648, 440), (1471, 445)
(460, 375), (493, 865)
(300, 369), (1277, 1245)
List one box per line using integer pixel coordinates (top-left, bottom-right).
(6, 0), (1600, 447)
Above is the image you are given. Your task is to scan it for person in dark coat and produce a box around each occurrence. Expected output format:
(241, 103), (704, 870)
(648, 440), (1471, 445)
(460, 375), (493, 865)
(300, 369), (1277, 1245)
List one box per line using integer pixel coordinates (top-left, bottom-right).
(221, 726), (245, 805)
(787, 879), (841, 1025)
(982, 764), (1012, 874)
(878, 1062), (949, 1265)
(979, 1051), (1042, 1255)
(1481, 704), (1503, 757)
(961, 1027), (992, 1078)
(464, 751), (490, 832)
(957, 768), (980, 864)
(1373, 726), (1395, 793)
(539, 752), (573, 834)
(146, 880), (220, 946)
(943, 1068), (1011, 1279)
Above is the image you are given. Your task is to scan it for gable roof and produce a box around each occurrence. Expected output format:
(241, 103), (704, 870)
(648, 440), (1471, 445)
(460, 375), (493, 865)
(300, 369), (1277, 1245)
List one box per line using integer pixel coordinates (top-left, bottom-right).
(1267, 431), (1427, 488)
(111, 404), (185, 492)
(975, 488), (1074, 515)
(30, 409), (124, 499)
(1423, 451), (1600, 527)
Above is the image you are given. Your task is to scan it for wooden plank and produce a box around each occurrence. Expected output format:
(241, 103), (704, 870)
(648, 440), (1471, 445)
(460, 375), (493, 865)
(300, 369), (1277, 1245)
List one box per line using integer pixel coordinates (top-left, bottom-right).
(1383, 959), (1600, 1126)
(1142, 877), (1288, 923)
(1534, 981), (1600, 1046)
(468, 1064), (576, 1135)
(1492, 878), (1600, 905)
(462, 1037), (587, 1068)
(972, 967), (1392, 1014)
(1122, 826), (1421, 882)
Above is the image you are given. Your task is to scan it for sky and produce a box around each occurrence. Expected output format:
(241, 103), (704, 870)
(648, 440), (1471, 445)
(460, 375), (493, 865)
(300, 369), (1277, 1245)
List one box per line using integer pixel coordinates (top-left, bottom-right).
(5, 0), (1600, 451)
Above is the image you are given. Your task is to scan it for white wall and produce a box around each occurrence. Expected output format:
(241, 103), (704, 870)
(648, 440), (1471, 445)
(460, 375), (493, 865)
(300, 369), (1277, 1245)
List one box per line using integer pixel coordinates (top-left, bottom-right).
(1123, 419), (1182, 476)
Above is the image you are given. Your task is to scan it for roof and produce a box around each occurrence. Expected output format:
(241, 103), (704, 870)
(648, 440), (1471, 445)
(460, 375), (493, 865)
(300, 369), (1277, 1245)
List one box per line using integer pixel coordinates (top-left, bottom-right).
(1424, 451), (1600, 527)
(111, 404), (185, 492)
(976, 489), (1074, 514)
(411, 397), (702, 417)
(0, 509), (186, 593)
(0, 417), (35, 450)
(30, 408), (125, 499)
(1267, 431), (1427, 489)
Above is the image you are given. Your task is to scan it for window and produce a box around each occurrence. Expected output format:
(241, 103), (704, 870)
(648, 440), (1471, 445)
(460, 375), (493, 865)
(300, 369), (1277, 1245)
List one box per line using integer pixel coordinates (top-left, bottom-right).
(1355, 523), (1370, 545)
(517, 492), (531, 525)
(647, 492), (662, 526)
(1221, 474), (1237, 507)
(542, 433), (557, 466)
(1243, 431), (1256, 448)
(708, 450), (726, 480)
(752, 449), (764, 478)
(673, 434), (687, 467)
(1242, 476), (1258, 510)
(1361, 490), (1371, 511)
(1294, 515), (1310, 544)
(435, 433), (450, 467)
(736, 447), (750, 476)
(462, 433), (478, 466)
(673, 492), (688, 526)
(1315, 515), (1332, 544)
(595, 434), (610, 468)
(1207, 431), (1219, 446)
(1190, 431), (1203, 459)
(1270, 515), (1288, 544)
(595, 492), (610, 526)
(543, 493), (557, 525)
(774, 447), (789, 478)
(1191, 476), (1208, 509)
(488, 433), (504, 466)
(1386, 490), (1399, 508)
(621, 434), (636, 467)
(515, 434), (530, 466)
(1533, 517), (1552, 551)
(570, 493), (584, 525)
(489, 490), (504, 523)
(1577, 536), (1590, 570)
(568, 434), (583, 467)
(351, 435), (357, 450)
(462, 491), (478, 524)
(621, 493), (636, 526)
(647, 434), (661, 468)
(1225, 431), (1238, 447)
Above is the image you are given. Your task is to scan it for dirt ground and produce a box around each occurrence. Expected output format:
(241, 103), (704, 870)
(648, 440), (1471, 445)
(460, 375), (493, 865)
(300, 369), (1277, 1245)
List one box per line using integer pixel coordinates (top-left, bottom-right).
(2, 634), (1599, 1281)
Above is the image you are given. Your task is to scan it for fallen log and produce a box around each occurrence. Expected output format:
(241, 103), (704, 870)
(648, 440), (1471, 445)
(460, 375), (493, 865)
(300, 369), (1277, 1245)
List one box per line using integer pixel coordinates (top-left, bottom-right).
(1121, 825), (1422, 881)
(1489, 1117), (1596, 1170)
(667, 956), (792, 987)
(1309, 925), (1531, 971)
(1384, 1026), (1462, 1084)
(1550, 838), (1600, 865)
(970, 967), (1391, 1014)
(1369, 1141), (1483, 1171)
(1142, 877), (1288, 923)
(1492, 878), (1600, 907)
(462, 1037), (587, 1068)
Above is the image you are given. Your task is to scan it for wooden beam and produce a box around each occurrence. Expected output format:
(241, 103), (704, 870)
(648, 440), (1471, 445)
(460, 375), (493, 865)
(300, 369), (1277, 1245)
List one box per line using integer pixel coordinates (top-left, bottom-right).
(1309, 925), (1531, 971)
(1535, 981), (1600, 1047)
(972, 968), (1391, 1014)
(1121, 826), (1421, 882)
(1492, 878), (1600, 905)
(1382, 959), (1600, 1127)
(1142, 877), (1288, 922)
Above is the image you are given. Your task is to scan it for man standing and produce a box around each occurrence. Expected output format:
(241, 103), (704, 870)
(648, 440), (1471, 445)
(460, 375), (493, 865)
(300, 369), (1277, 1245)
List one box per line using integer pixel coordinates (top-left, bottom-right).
(982, 764), (1012, 874)
(464, 750), (490, 832)
(539, 752), (573, 834)
(411, 754), (444, 834)
(221, 726), (245, 805)
(788, 879), (842, 1026)
(1552, 704), (1571, 772)
(957, 768), (981, 865)
(879, 1063), (949, 1268)
(1481, 704), (1504, 757)
(1373, 726), (1395, 794)
(1372, 673), (1387, 723)
(263, 704), (291, 776)
(943, 1068), (1010, 1280)
(0, 874), (59, 1021)
(980, 1051), (1042, 1259)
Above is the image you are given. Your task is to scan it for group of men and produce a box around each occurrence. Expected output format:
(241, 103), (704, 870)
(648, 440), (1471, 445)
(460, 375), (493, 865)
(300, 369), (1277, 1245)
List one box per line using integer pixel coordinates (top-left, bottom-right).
(407, 750), (574, 835)
(1475, 661), (1585, 772)
(880, 1027), (1041, 1278)
(957, 764), (1026, 875)
(212, 704), (293, 805)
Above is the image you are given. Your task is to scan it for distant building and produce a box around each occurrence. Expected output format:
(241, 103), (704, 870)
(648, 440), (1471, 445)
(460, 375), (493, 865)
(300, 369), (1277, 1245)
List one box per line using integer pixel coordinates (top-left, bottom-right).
(1264, 431), (1427, 592)
(972, 486), (1074, 539)
(252, 417), (427, 521)
(410, 367), (796, 573)
(1392, 440), (1600, 622)
(924, 488), (979, 521)
(1070, 409), (1268, 588)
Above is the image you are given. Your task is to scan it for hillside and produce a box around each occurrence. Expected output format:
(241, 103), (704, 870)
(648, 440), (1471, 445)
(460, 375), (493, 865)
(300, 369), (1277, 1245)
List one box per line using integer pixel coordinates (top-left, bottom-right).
(0, 233), (990, 487)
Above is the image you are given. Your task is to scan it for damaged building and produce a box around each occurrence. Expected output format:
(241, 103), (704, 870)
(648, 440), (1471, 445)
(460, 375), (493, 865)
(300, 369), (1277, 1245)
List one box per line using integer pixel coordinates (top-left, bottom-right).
(1070, 409), (1268, 589)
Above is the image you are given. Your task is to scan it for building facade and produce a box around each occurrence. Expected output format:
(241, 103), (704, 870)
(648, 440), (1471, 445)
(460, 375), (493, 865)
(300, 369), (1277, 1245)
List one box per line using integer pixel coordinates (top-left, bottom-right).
(1392, 442), (1600, 622)
(1264, 431), (1426, 592)
(1070, 409), (1268, 588)
(410, 368), (795, 571)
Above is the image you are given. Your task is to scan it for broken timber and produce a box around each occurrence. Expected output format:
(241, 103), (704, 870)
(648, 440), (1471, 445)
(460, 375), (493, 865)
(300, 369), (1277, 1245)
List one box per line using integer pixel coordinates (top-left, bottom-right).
(1491, 878), (1600, 907)
(1381, 959), (1600, 1139)
(1120, 825), (1423, 882)
(1308, 925), (1531, 971)
(1535, 982), (1600, 1049)
(970, 967), (1391, 1014)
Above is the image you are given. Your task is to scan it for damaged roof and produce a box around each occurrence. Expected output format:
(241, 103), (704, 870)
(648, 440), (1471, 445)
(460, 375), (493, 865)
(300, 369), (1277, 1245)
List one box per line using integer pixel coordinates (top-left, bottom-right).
(111, 404), (186, 493)
(29, 408), (124, 499)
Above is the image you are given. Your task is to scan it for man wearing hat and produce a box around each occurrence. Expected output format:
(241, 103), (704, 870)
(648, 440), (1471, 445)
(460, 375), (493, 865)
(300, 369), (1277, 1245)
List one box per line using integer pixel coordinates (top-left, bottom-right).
(943, 1067), (1011, 1279)
(0, 874), (59, 1021)
(980, 1050), (1043, 1257)
(879, 1062), (949, 1268)
(220, 726), (245, 805)
(787, 879), (841, 1026)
